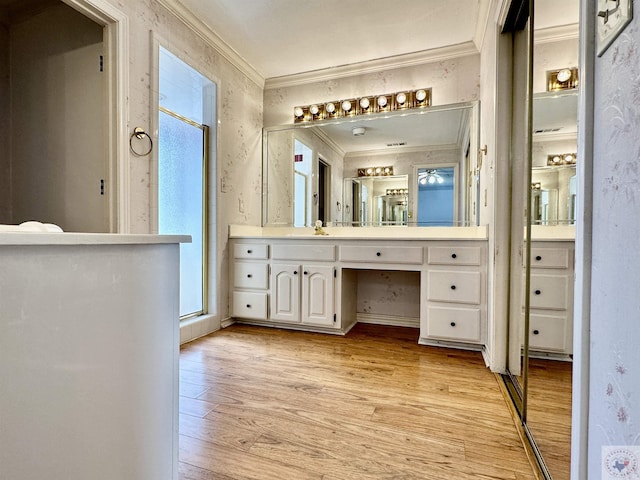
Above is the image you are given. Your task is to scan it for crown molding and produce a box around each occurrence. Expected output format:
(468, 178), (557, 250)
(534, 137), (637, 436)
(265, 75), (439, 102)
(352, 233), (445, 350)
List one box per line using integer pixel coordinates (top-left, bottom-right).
(345, 143), (459, 159)
(473, 0), (492, 51)
(265, 41), (479, 90)
(156, 0), (264, 88)
(535, 23), (580, 44)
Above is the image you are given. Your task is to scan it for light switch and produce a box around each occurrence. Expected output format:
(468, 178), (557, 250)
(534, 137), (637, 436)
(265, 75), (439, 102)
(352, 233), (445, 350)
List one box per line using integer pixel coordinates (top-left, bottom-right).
(597, 0), (633, 56)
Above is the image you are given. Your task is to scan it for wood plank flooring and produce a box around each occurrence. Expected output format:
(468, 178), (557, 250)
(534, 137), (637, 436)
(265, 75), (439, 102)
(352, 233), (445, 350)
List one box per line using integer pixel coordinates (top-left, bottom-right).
(527, 359), (572, 480)
(178, 323), (538, 480)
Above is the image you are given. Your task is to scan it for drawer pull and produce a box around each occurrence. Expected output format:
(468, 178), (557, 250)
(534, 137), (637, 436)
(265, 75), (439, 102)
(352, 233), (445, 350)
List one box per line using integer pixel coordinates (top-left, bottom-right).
(535, 289), (541, 295)
(533, 329), (540, 335)
(293, 270), (298, 275)
(246, 304), (251, 308)
(247, 249), (252, 254)
(451, 253), (457, 259)
(376, 252), (381, 257)
(450, 285), (456, 290)
(247, 274), (252, 278)
(450, 322), (456, 327)
(535, 255), (542, 261)
(303, 271), (308, 275)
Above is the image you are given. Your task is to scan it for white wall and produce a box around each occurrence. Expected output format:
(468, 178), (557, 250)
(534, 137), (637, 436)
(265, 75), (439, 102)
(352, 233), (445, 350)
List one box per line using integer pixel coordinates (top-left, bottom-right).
(580, 8), (640, 477)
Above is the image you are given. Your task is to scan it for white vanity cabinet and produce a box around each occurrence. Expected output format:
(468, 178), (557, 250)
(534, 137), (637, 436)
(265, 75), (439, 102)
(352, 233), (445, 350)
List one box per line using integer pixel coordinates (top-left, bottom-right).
(527, 242), (575, 356)
(421, 245), (486, 346)
(229, 227), (488, 349)
(271, 263), (336, 327)
(231, 243), (269, 320)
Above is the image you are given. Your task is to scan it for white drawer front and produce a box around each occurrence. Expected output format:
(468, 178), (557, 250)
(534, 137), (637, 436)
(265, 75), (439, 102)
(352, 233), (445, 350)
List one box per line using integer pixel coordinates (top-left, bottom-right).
(233, 262), (268, 289)
(530, 248), (570, 269)
(339, 245), (423, 264)
(427, 271), (481, 305)
(426, 306), (481, 343)
(529, 313), (568, 352)
(427, 246), (482, 266)
(232, 291), (268, 320)
(234, 244), (268, 260)
(530, 274), (569, 310)
(272, 244), (335, 261)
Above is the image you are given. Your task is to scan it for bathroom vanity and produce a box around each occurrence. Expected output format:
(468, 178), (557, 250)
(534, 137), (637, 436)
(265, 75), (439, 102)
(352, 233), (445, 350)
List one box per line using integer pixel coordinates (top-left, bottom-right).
(230, 225), (489, 349)
(0, 232), (189, 480)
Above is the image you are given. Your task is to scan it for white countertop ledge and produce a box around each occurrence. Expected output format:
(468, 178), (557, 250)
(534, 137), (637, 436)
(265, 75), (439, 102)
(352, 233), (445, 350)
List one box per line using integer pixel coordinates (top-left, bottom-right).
(0, 232), (191, 246)
(229, 225), (488, 240)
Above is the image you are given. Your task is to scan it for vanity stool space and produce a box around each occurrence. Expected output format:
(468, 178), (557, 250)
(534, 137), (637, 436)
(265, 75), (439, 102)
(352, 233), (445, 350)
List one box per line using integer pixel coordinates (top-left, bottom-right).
(229, 226), (489, 350)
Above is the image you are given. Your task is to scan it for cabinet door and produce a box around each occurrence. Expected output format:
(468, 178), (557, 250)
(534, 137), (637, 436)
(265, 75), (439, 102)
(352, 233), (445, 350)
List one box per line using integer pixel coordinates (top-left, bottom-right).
(270, 264), (300, 323)
(301, 265), (335, 327)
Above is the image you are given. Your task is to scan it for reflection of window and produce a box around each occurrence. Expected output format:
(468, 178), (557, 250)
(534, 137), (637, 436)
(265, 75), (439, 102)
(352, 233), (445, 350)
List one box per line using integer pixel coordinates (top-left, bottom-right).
(416, 167), (455, 226)
(294, 139), (312, 227)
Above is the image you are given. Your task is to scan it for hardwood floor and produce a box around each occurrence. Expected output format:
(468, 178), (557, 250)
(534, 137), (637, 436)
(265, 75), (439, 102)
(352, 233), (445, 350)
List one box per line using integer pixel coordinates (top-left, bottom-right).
(527, 359), (572, 480)
(178, 323), (538, 480)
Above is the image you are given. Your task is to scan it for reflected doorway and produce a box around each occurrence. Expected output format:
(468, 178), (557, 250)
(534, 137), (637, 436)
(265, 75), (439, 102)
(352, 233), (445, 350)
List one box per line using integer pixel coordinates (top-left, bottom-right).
(416, 166), (456, 226)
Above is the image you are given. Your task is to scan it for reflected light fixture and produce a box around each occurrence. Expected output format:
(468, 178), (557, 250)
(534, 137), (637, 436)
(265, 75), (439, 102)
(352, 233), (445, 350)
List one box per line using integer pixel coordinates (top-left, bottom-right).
(357, 165), (394, 177)
(547, 67), (579, 91)
(547, 153), (577, 166)
(352, 127), (366, 136)
(418, 169), (444, 185)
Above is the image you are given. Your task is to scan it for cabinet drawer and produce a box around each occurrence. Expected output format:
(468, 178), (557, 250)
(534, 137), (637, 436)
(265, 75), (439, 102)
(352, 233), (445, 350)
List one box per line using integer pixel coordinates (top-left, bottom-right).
(233, 244), (268, 260)
(529, 313), (568, 352)
(427, 271), (481, 305)
(272, 244), (335, 261)
(530, 247), (570, 269)
(339, 245), (423, 264)
(530, 274), (569, 310)
(426, 306), (481, 343)
(232, 291), (268, 320)
(233, 262), (268, 289)
(427, 246), (482, 266)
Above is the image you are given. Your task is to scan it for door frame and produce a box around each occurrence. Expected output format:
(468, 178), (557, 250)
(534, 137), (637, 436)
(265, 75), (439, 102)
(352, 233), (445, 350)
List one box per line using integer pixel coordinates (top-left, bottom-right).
(63, 0), (129, 233)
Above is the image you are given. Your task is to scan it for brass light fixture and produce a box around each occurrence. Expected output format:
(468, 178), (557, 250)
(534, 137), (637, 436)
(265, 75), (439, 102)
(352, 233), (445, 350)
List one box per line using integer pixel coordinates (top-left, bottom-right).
(293, 88), (432, 123)
(357, 166), (394, 177)
(547, 153), (577, 166)
(547, 67), (579, 91)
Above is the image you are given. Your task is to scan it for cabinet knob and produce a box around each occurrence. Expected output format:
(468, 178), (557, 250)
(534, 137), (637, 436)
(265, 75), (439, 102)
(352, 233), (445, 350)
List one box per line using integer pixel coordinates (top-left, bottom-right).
(535, 289), (541, 295)
(451, 253), (457, 259)
(533, 329), (540, 335)
(246, 304), (251, 308)
(293, 271), (298, 275)
(376, 252), (381, 257)
(247, 249), (252, 254)
(450, 285), (456, 290)
(303, 271), (308, 275)
(247, 274), (252, 278)
(450, 322), (456, 327)
(535, 255), (542, 261)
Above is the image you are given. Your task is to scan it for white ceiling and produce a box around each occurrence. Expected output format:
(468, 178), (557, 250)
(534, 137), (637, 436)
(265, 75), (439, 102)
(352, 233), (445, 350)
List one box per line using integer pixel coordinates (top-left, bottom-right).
(173, 0), (579, 81)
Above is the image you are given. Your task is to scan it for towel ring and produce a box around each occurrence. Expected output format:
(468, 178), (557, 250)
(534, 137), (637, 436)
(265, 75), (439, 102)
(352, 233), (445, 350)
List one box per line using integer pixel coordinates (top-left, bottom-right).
(130, 127), (153, 156)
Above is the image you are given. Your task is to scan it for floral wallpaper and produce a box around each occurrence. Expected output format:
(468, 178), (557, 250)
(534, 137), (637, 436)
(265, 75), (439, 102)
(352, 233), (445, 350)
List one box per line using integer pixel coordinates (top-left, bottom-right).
(590, 17), (640, 476)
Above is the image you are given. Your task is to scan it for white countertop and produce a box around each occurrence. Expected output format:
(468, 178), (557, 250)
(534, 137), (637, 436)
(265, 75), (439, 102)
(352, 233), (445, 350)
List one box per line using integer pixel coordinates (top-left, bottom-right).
(229, 224), (489, 240)
(0, 232), (191, 246)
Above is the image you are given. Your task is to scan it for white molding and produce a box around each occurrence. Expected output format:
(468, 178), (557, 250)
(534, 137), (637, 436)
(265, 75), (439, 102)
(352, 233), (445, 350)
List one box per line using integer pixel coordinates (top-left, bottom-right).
(356, 313), (419, 329)
(535, 24), (580, 44)
(156, 0), (264, 89)
(474, 0), (493, 51)
(265, 42), (479, 90)
(63, 0), (130, 233)
(345, 143), (459, 159)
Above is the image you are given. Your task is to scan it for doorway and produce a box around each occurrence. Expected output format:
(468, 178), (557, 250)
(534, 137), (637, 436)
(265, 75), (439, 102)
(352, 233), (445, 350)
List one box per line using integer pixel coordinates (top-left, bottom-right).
(317, 158), (330, 225)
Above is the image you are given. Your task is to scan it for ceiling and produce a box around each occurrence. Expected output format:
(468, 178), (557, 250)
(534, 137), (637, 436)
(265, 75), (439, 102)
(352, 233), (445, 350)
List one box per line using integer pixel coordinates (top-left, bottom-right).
(173, 0), (579, 81)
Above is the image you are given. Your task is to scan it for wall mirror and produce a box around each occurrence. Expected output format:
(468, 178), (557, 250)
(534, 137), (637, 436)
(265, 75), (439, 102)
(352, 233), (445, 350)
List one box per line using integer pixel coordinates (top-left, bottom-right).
(262, 102), (480, 227)
(532, 91), (578, 226)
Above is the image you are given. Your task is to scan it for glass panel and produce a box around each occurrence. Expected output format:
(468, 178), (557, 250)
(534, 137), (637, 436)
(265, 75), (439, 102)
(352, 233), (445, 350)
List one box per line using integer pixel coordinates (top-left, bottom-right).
(158, 111), (204, 317)
(416, 167), (455, 226)
(294, 140), (313, 226)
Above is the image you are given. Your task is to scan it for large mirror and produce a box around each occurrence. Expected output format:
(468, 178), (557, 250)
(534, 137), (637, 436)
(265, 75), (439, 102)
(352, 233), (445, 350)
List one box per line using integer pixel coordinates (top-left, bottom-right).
(262, 102), (480, 227)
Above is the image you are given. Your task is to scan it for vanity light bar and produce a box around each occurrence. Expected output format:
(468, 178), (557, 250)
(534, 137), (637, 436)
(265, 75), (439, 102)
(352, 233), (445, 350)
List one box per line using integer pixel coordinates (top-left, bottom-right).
(293, 88), (432, 123)
(357, 166), (394, 177)
(386, 188), (409, 196)
(547, 153), (577, 166)
(547, 67), (579, 91)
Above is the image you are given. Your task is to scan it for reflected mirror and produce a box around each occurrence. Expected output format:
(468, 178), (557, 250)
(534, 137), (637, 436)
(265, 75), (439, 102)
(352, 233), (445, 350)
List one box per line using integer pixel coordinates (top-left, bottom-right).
(263, 102), (479, 227)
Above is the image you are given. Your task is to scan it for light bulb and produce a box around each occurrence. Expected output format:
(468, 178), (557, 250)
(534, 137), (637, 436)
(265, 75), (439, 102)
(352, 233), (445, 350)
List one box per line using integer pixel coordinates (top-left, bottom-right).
(359, 98), (370, 110)
(377, 95), (388, 108)
(294, 107), (304, 118)
(309, 104), (319, 115)
(396, 92), (407, 105)
(342, 100), (352, 112)
(437, 176), (444, 184)
(325, 102), (336, 114)
(428, 176), (436, 184)
(557, 68), (572, 83)
(415, 89), (427, 102)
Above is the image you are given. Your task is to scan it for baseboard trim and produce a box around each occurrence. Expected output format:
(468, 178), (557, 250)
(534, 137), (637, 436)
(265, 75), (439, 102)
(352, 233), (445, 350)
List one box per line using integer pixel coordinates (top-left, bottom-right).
(356, 313), (419, 328)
